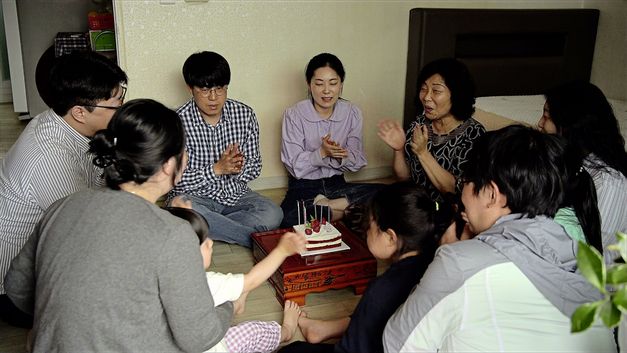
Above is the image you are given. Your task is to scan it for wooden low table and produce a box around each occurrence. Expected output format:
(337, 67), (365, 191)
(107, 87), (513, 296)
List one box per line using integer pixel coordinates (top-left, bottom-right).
(251, 222), (377, 306)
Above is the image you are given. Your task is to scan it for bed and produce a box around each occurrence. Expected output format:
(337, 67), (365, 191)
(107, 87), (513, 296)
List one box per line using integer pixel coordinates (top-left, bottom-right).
(402, 8), (626, 138)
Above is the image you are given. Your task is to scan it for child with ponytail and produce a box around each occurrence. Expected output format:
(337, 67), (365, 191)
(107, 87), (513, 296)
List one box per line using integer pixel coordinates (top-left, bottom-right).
(279, 182), (456, 353)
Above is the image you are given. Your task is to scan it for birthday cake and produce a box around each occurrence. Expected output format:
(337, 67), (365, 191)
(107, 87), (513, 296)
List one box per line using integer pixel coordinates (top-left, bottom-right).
(294, 201), (342, 251)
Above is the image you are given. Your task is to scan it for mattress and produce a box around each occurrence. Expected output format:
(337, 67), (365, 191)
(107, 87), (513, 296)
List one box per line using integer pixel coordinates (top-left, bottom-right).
(474, 95), (627, 140)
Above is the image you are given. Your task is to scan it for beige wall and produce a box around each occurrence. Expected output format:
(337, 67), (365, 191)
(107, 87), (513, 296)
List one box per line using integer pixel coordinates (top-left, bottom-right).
(585, 0), (627, 100)
(114, 0), (605, 190)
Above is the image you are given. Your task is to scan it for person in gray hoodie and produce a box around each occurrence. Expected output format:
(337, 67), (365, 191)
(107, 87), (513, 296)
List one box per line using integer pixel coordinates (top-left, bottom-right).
(383, 125), (616, 352)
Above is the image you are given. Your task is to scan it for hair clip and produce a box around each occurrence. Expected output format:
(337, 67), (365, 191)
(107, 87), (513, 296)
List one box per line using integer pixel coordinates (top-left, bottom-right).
(575, 165), (584, 176)
(435, 201), (439, 211)
(113, 137), (118, 147)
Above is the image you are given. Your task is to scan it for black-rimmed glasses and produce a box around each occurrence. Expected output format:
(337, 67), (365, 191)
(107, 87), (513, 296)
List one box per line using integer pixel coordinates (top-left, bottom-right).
(83, 104), (120, 110)
(195, 86), (228, 97)
(83, 83), (127, 111)
(117, 84), (127, 102)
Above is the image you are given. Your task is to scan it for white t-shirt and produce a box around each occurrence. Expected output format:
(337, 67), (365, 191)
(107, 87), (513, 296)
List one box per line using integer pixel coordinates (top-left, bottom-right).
(206, 272), (245, 306)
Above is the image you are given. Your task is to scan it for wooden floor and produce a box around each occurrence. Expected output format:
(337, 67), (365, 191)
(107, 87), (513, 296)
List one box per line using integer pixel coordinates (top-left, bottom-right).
(0, 103), (27, 161)
(0, 105), (389, 352)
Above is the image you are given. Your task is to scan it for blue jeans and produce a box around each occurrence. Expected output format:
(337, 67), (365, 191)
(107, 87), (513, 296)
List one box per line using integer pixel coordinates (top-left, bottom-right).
(279, 174), (383, 228)
(185, 191), (283, 248)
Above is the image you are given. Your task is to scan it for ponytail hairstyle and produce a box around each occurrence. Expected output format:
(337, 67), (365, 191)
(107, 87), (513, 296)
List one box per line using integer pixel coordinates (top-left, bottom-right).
(89, 99), (185, 189)
(367, 182), (455, 260)
(164, 207), (209, 245)
(463, 125), (602, 253)
(563, 148), (602, 253)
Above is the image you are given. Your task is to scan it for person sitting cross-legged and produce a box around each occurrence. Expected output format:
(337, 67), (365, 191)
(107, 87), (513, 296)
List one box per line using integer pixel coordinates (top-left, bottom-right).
(169, 51), (283, 248)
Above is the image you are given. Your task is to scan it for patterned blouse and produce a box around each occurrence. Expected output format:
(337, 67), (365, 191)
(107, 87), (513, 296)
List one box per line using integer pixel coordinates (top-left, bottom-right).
(404, 114), (485, 202)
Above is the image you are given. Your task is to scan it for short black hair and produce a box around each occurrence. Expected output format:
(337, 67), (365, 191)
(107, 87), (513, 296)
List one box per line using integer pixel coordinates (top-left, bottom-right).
(305, 53), (346, 83)
(49, 51), (127, 116)
(416, 58), (475, 120)
(89, 99), (185, 190)
(164, 207), (209, 244)
(463, 125), (602, 250)
(182, 51), (230, 88)
(367, 182), (455, 259)
(463, 125), (566, 217)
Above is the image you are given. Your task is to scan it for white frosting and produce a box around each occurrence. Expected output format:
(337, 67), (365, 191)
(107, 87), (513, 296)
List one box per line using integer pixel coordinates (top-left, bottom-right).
(293, 222), (342, 249)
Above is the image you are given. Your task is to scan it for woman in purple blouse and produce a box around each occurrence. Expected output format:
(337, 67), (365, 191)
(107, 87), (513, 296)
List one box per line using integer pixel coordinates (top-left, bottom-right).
(279, 53), (382, 228)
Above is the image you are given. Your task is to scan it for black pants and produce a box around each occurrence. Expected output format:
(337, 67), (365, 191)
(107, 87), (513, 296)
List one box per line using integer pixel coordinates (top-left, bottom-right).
(280, 174), (383, 228)
(0, 294), (33, 328)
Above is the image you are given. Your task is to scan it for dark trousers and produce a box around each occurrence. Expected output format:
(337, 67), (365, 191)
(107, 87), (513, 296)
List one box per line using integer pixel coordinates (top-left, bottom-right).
(280, 174), (383, 228)
(0, 294), (33, 328)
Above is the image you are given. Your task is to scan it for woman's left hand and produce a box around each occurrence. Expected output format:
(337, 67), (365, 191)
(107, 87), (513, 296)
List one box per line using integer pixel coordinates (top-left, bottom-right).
(321, 135), (349, 159)
(409, 124), (429, 156)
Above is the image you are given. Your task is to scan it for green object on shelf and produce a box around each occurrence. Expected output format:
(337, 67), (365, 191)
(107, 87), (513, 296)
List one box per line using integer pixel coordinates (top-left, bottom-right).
(89, 30), (115, 52)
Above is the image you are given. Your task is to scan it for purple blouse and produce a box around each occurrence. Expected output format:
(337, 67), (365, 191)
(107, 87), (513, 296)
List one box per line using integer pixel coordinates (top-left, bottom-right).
(281, 99), (367, 180)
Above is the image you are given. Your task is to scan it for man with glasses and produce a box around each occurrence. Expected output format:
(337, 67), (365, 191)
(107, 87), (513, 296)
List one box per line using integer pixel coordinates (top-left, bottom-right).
(170, 51), (282, 248)
(0, 51), (127, 327)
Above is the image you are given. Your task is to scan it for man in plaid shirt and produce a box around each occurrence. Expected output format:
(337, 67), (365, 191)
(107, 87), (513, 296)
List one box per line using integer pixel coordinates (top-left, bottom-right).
(170, 51), (283, 247)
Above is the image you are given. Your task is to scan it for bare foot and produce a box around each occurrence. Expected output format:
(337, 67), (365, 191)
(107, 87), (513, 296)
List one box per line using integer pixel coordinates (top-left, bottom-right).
(280, 300), (301, 342)
(297, 315), (327, 343)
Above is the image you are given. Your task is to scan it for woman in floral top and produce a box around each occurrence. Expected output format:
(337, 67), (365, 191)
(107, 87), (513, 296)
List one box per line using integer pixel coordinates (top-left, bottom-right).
(378, 58), (485, 202)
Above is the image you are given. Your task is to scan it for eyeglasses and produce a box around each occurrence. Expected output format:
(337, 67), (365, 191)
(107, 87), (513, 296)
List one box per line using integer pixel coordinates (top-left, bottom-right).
(195, 86), (228, 97)
(83, 104), (120, 110)
(117, 84), (127, 102)
(82, 83), (127, 111)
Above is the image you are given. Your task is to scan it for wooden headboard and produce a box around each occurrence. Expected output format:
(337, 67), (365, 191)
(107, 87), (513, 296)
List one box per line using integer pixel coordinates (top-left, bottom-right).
(403, 8), (599, 127)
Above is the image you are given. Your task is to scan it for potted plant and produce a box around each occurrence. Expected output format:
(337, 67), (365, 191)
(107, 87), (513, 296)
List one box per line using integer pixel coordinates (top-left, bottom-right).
(572, 231), (627, 351)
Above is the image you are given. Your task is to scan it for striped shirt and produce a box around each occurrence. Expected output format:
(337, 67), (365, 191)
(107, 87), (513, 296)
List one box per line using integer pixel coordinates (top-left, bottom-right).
(0, 109), (103, 294)
(171, 99), (262, 206)
(585, 154), (627, 265)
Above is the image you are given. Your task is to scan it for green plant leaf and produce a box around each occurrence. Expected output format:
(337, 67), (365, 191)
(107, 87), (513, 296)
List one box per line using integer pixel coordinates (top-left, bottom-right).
(613, 287), (627, 312)
(607, 264), (627, 285)
(571, 301), (603, 333)
(600, 300), (622, 328)
(577, 241), (606, 292)
(615, 232), (627, 262)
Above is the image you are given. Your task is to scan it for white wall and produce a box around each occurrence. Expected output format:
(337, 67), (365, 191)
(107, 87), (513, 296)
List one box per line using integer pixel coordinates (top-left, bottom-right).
(584, 0), (627, 100)
(114, 0), (610, 189)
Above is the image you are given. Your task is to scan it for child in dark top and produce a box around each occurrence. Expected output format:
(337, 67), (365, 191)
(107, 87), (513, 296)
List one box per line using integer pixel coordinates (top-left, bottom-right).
(279, 182), (456, 353)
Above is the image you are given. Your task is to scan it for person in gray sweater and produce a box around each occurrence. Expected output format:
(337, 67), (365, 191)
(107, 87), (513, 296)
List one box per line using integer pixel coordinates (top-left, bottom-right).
(4, 99), (233, 352)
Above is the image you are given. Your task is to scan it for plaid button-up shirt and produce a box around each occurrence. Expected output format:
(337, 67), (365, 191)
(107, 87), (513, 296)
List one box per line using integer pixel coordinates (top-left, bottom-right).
(171, 98), (262, 206)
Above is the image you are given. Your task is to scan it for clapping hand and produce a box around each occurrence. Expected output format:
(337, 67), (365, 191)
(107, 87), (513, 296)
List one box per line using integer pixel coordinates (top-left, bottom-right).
(320, 134), (348, 160)
(276, 231), (307, 257)
(409, 124), (429, 156)
(214, 143), (244, 175)
(377, 120), (406, 151)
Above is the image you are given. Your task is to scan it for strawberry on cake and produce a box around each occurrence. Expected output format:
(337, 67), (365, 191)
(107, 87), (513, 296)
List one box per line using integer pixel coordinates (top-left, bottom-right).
(293, 217), (342, 250)
(294, 201), (343, 251)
